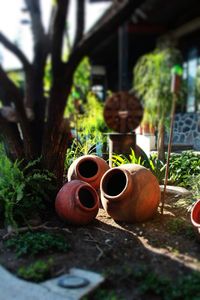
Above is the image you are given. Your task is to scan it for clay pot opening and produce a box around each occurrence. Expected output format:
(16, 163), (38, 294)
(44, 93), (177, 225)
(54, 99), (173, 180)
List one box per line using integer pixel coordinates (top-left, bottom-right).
(77, 160), (98, 179)
(78, 187), (97, 209)
(191, 200), (200, 227)
(102, 169), (127, 197)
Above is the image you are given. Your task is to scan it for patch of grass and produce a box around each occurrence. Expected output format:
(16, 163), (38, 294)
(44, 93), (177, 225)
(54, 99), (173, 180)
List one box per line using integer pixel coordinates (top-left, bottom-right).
(17, 259), (53, 282)
(166, 218), (194, 238)
(131, 264), (200, 300)
(5, 231), (70, 257)
(173, 197), (194, 212)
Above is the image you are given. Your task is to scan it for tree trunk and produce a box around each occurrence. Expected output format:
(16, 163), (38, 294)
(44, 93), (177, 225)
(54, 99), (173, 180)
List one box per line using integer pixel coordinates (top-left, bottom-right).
(1, 122), (24, 161)
(0, 0), (139, 186)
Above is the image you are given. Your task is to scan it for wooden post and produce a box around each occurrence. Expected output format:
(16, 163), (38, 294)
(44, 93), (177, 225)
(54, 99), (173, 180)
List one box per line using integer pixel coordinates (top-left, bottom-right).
(161, 67), (182, 215)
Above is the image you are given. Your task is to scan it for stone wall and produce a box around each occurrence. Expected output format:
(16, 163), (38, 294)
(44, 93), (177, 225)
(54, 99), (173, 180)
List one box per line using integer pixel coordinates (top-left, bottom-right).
(169, 113), (200, 150)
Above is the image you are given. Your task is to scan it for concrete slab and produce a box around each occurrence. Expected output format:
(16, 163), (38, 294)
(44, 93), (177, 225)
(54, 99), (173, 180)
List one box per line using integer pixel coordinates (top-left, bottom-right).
(0, 265), (66, 300)
(160, 185), (192, 196)
(42, 268), (104, 300)
(0, 266), (104, 300)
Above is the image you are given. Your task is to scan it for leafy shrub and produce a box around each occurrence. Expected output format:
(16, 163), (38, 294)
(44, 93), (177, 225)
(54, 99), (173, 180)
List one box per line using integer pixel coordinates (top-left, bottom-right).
(168, 151), (200, 188)
(5, 231), (70, 257)
(111, 149), (165, 184)
(0, 155), (56, 227)
(191, 174), (200, 199)
(65, 93), (108, 171)
(17, 259), (53, 282)
(112, 149), (143, 167)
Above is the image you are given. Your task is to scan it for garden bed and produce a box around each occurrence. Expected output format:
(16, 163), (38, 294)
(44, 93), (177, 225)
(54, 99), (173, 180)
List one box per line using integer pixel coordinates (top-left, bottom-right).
(0, 193), (199, 300)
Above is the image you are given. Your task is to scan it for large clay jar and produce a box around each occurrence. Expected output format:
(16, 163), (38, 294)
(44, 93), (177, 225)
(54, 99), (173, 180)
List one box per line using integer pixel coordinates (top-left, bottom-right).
(100, 164), (161, 223)
(191, 199), (200, 238)
(67, 155), (110, 191)
(55, 180), (99, 225)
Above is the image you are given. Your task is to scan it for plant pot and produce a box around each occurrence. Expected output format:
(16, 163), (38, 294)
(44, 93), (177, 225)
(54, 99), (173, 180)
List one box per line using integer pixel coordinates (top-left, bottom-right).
(67, 155), (110, 192)
(55, 180), (99, 225)
(191, 199), (200, 238)
(100, 164), (161, 223)
(142, 122), (150, 135)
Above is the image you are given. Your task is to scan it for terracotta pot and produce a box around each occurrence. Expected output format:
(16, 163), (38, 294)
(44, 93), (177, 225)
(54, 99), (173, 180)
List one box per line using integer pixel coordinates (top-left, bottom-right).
(100, 164), (161, 223)
(191, 199), (200, 238)
(67, 155), (110, 191)
(55, 180), (99, 225)
(142, 123), (150, 135)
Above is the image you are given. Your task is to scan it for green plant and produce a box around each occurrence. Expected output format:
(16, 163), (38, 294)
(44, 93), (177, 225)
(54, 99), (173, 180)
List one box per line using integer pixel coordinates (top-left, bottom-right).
(168, 151), (200, 188)
(147, 153), (166, 183)
(65, 93), (108, 171)
(111, 149), (165, 184)
(131, 264), (200, 300)
(17, 259), (53, 282)
(112, 148), (142, 167)
(191, 174), (200, 199)
(133, 46), (185, 161)
(166, 218), (194, 238)
(65, 57), (91, 117)
(5, 231), (70, 257)
(0, 155), (56, 227)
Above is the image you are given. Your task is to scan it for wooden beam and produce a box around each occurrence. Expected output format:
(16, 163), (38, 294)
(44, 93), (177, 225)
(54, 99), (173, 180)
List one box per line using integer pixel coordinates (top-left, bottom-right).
(164, 17), (200, 40)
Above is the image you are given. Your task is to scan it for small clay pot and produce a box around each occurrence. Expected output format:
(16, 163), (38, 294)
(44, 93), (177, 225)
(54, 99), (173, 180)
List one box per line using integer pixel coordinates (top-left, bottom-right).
(191, 200), (200, 226)
(191, 199), (200, 238)
(55, 180), (99, 225)
(67, 155), (110, 191)
(100, 164), (161, 223)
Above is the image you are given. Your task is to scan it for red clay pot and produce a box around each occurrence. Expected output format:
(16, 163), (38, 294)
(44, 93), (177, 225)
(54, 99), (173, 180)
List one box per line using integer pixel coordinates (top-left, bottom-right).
(67, 155), (110, 191)
(191, 199), (200, 237)
(100, 164), (161, 223)
(55, 180), (99, 225)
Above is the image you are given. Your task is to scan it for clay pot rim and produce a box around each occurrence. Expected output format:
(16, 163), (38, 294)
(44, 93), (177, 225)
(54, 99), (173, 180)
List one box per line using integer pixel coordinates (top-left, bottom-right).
(76, 156), (99, 182)
(100, 168), (129, 200)
(75, 183), (99, 211)
(191, 199), (200, 228)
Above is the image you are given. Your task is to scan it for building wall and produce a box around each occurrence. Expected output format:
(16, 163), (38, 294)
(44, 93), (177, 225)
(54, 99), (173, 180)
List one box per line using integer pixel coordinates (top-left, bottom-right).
(168, 113), (200, 150)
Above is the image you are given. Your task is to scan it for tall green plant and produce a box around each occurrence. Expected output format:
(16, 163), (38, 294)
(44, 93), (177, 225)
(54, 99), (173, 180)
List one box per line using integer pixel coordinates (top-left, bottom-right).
(65, 57), (91, 117)
(65, 93), (108, 171)
(133, 47), (184, 161)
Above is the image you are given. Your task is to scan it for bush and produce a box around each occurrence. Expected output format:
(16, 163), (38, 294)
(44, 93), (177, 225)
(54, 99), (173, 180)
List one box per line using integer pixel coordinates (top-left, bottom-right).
(168, 151), (200, 188)
(5, 231), (70, 257)
(0, 155), (56, 227)
(17, 259), (53, 282)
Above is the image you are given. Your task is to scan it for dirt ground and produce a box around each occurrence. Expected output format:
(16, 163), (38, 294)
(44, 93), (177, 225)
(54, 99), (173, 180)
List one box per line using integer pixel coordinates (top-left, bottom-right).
(0, 193), (200, 300)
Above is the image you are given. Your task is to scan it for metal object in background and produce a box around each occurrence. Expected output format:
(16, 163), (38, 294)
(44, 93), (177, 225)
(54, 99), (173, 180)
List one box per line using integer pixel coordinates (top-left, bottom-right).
(103, 91), (143, 133)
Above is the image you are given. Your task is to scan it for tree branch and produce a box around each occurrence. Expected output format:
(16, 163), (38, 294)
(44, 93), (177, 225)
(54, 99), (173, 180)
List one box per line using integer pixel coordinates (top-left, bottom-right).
(51, 0), (69, 70)
(73, 0), (85, 50)
(0, 65), (35, 158)
(25, 0), (46, 61)
(0, 32), (31, 70)
(0, 32), (34, 119)
(0, 113), (24, 161)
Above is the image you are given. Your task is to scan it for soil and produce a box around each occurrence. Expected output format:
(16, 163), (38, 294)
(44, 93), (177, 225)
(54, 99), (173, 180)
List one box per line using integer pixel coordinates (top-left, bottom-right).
(0, 193), (200, 300)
